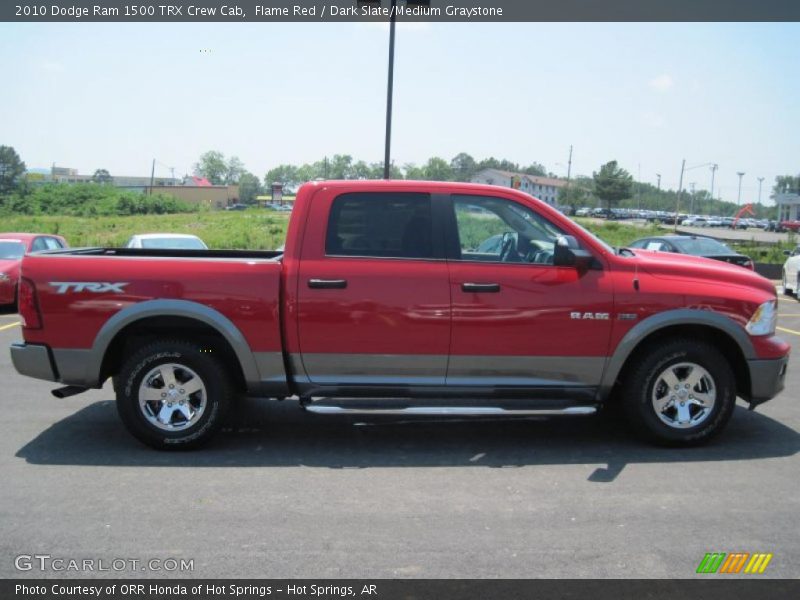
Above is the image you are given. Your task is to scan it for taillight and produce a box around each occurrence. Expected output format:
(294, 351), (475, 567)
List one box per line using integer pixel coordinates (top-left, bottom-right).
(18, 277), (42, 329)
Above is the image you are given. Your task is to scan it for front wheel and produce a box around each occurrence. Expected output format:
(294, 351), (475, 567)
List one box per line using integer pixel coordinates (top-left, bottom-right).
(620, 339), (736, 446)
(114, 339), (234, 450)
(783, 270), (793, 296)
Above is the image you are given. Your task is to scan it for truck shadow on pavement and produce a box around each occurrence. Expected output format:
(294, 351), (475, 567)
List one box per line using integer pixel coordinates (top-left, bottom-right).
(15, 398), (800, 482)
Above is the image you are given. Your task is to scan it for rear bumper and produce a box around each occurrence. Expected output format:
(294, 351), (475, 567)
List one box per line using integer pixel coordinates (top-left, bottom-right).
(10, 343), (58, 382)
(747, 355), (789, 406)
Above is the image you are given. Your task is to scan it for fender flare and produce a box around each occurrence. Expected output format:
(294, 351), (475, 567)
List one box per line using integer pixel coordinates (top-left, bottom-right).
(598, 308), (755, 400)
(88, 299), (262, 386)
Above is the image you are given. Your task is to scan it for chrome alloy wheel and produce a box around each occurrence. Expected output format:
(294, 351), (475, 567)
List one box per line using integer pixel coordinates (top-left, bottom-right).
(138, 363), (207, 431)
(651, 362), (716, 429)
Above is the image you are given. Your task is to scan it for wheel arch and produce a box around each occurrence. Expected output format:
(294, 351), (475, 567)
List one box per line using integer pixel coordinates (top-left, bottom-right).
(599, 309), (753, 403)
(92, 300), (261, 390)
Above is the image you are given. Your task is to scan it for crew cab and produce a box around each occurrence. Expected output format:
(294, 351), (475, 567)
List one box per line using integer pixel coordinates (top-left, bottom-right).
(10, 181), (790, 449)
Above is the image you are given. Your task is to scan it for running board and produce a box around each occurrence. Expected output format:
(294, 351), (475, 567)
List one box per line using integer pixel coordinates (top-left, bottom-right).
(304, 405), (597, 417)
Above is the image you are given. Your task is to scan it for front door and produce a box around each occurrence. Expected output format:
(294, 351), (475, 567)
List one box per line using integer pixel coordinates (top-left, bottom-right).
(445, 193), (613, 396)
(296, 189), (451, 388)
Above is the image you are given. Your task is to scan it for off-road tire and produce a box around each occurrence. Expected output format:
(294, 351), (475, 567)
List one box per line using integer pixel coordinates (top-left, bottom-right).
(114, 339), (234, 450)
(621, 338), (736, 446)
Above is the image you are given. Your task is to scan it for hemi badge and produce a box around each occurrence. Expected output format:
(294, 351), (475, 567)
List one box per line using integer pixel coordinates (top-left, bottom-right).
(618, 313), (638, 320)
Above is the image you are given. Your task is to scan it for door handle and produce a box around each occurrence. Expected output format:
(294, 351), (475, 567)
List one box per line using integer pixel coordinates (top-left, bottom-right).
(461, 282), (500, 293)
(308, 279), (348, 289)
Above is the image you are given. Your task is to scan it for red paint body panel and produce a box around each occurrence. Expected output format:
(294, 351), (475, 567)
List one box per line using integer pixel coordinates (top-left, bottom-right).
(13, 180), (789, 393)
(21, 255), (283, 353)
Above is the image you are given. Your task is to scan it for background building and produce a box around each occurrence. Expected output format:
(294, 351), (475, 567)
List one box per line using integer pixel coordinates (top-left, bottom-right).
(470, 168), (567, 206)
(776, 192), (800, 221)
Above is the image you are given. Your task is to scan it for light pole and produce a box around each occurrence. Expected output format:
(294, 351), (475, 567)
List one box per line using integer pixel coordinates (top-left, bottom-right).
(383, 0), (397, 179)
(736, 171), (745, 206)
(689, 182), (696, 214)
(709, 164), (718, 203)
(757, 177), (765, 204)
(656, 173), (661, 211)
(673, 160), (716, 231)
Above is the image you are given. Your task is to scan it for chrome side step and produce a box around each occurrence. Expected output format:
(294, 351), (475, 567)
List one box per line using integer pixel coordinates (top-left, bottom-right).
(304, 405), (596, 417)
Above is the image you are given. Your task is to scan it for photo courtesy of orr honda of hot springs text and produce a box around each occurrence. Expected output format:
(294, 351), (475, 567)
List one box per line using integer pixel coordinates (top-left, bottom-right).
(10, 181), (789, 450)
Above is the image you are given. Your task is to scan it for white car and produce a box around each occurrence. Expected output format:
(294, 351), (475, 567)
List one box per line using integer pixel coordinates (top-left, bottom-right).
(125, 233), (208, 250)
(782, 245), (800, 296)
(680, 216), (707, 227)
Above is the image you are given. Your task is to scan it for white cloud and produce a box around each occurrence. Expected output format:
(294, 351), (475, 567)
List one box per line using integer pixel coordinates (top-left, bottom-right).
(649, 74), (674, 92)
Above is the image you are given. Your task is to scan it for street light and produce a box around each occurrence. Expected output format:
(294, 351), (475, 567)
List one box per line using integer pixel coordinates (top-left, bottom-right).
(709, 164), (718, 203)
(673, 160), (717, 232)
(736, 171), (745, 206)
(757, 177), (765, 204)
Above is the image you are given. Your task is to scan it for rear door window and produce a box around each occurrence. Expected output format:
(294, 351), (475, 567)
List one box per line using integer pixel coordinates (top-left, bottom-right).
(326, 192), (434, 259)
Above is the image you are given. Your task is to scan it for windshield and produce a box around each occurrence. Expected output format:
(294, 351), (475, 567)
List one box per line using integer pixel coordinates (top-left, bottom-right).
(672, 237), (734, 255)
(0, 241), (25, 260)
(141, 237), (207, 250)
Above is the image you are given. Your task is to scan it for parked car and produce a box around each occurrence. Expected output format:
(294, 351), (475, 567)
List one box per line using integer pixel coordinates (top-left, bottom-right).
(627, 235), (754, 270)
(0, 233), (68, 307)
(680, 216), (707, 227)
(575, 207), (591, 217)
(225, 203), (248, 211)
(779, 220), (800, 233)
(781, 245), (800, 296)
(11, 181), (787, 449)
(125, 233), (208, 250)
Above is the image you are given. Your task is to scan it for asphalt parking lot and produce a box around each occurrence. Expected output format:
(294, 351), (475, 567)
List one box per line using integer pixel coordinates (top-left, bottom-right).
(0, 300), (798, 580)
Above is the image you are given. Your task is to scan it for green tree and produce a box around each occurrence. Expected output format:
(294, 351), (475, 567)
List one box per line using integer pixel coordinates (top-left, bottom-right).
(265, 164), (300, 191)
(593, 160), (633, 210)
(774, 174), (800, 196)
(450, 152), (477, 181)
(238, 171), (262, 204)
(0, 145), (26, 195)
(225, 156), (245, 184)
(423, 157), (453, 181)
(92, 168), (113, 184)
(194, 150), (228, 184)
(521, 162), (547, 177)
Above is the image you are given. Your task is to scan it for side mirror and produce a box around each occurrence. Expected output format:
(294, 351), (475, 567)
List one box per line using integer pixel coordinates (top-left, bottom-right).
(554, 235), (596, 270)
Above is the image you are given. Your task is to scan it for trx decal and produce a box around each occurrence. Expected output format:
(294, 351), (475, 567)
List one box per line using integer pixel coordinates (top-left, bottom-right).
(49, 282), (129, 294)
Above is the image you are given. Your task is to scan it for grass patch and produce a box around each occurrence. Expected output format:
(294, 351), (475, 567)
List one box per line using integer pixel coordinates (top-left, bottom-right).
(1, 209), (290, 250)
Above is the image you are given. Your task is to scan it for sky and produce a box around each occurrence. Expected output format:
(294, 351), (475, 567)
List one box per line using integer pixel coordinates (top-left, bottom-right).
(1, 21), (798, 204)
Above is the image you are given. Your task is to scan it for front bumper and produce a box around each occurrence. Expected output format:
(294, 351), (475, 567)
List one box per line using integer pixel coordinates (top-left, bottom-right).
(747, 355), (789, 406)
(10, 343), (58, 382)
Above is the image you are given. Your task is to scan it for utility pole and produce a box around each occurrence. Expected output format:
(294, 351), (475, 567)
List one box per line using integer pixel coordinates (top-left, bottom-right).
(757, 176), (765, 204)
(566, 145), (573, 183)
(690, 182), (696, 214)
(383, 0), (397, 179)
(656, 173), (662, 211)
(709, 164), (718, 205)
(736, 171), (745, 206)
(149, 158), (155, 196)
(674, 159), (686, 232)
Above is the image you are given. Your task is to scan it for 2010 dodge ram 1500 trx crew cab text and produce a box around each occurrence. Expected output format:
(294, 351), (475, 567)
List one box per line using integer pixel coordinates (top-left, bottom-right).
(10, 181), (790, 449)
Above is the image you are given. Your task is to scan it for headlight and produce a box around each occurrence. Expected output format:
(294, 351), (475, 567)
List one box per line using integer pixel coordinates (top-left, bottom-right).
(746, 300), (777, 336)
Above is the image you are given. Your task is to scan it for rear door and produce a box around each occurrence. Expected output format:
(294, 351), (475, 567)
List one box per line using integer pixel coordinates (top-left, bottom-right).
(295, 189), (451, 388)
(445, 193), (614, 398)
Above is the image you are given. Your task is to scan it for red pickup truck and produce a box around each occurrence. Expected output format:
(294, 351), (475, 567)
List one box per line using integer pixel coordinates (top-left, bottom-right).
(10, 180), (789, 449)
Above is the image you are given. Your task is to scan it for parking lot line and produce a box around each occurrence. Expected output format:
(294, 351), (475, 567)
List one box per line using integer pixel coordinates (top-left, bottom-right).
(777, 325), (800, 336)
(0, 322), (20, 332)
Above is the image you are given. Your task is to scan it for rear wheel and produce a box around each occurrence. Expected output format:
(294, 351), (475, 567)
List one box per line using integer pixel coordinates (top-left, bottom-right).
(621, 339), (736, 446)
(114, 339), (234, 450)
